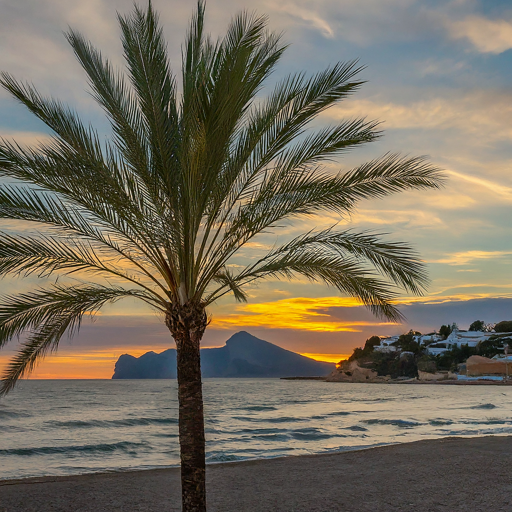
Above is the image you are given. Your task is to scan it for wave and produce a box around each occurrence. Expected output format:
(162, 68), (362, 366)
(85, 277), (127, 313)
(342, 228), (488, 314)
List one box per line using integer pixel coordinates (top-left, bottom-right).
(363, 419), (422, 428)
(0, 409), (31, 419)
(206, 453), (246, 463)
(470, 403), (497, 410)
(250, 433), (290, 441)
(0, 441), (146, 457)
(344, 425), (368, 432)
(239, 427), (288, 434)
(461, 418), (511, 426)
(429, 419), (453, 426)
(289, 428), (333, 441)
(232, 416), (304, 423)
(47, 417), (178, 428)
(244, 406), (278, 411)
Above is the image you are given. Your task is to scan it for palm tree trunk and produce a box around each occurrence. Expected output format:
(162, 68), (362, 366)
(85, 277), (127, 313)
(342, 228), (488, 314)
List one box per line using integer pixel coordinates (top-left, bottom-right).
(166, 303), (208, 512)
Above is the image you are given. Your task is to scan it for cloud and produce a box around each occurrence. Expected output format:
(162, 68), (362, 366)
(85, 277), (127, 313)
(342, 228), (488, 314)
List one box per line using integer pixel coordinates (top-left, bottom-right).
(432, 250), (512, 266)
(0, 130), (52, 146)
(342, 208), (445, 228)
(326, 93), (512, 144)
(447, 170), (512, 202)
(272, 2), (335, 37)
(449, 15), (512, 54)
(212, 296), (398, 332)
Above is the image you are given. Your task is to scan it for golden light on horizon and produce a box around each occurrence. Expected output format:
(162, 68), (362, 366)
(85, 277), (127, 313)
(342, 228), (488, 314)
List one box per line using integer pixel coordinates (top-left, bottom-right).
(0, 346), (173, 380)
(300, 353), (351, 364)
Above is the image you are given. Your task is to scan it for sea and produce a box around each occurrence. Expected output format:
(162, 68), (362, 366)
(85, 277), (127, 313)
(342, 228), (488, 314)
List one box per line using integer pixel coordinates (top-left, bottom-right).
(1, 379), (512, 480)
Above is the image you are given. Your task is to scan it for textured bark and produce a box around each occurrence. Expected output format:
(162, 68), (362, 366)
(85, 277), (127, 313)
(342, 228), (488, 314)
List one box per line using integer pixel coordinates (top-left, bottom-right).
(166, 302), (208, 512)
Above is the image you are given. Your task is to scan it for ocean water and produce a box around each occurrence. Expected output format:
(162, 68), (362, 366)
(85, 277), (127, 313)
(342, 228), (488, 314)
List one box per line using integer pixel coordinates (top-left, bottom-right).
(1, 379), (512, 480)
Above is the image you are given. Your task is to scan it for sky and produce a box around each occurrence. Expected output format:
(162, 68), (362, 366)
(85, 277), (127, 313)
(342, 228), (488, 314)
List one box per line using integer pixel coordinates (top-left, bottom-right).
(1, 0), (512, 378)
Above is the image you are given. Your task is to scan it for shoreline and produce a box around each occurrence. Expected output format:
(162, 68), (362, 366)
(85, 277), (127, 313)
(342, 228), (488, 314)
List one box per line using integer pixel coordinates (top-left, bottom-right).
(282, 376), (512, 385)
(2, 435), (512, 511)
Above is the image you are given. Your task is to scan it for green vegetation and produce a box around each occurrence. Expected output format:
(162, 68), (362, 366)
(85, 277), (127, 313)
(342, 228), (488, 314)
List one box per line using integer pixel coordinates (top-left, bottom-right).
(494, 321), (512, 333)
(347, 326), (511, 377)
(391, 330), (421, 354)
(438, 324), (452, 339)
(348, 335), (381, 362)
(469, 320), (485, 332)
(435, 345), (477, 371)
(479, 334), (512, 358)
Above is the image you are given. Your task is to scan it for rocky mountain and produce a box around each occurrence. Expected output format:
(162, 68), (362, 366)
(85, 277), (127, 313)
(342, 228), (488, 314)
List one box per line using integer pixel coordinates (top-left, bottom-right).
(112, 331), (334, 379)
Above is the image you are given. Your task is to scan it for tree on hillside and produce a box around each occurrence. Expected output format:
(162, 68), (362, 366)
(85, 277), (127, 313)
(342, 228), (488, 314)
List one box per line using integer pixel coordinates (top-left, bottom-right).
(0, 3), (443, 510)
(392, 330), (421, 354)
(439, 324), (452, 339)
(347, 335), (382, 362)
(469, 320), (485, 331)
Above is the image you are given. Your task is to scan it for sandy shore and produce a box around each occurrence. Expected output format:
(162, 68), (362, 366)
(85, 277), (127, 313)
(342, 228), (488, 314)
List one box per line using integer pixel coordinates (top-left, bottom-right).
(2, 436), (512, 511)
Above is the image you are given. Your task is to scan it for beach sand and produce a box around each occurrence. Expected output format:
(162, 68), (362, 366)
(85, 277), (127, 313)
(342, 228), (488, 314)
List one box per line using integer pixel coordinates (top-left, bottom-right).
(1, 436), (512, 511)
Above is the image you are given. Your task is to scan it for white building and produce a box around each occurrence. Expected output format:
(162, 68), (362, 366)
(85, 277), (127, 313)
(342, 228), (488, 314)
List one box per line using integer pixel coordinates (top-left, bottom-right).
(374, 335), (399, 353)
(425, 343), (449, 356)
(375, 327), (512, 356)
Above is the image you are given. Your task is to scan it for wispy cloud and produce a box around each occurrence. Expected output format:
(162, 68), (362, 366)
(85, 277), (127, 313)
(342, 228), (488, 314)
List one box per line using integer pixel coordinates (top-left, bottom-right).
(447, 170), (512, 202)
(432, 250), (512, 266)
(272, 2), (335, 37)
(326, 94), (512, 144)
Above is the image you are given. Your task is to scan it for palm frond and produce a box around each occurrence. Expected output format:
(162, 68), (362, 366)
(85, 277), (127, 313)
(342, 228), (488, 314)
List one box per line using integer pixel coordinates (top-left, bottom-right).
(0, 314), (75, 395)
(207, 248), (403, 321)
(118, 3), (180, 196)
(0, 231), (167, 304)
(211, 226), (427, 297)
(0, 284), (157, 394)
(0, 284), (157, 350)
(212, 267), (248, 302)
(198, 61), (367, 259)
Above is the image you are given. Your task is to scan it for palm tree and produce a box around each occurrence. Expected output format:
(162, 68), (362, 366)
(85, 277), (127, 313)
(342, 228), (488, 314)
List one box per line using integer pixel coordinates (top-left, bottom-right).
(0, 2), (443, 510)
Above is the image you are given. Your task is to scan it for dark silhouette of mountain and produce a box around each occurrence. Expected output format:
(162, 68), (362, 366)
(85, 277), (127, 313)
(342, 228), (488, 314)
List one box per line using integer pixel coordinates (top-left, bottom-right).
(112, 331), (334, 379)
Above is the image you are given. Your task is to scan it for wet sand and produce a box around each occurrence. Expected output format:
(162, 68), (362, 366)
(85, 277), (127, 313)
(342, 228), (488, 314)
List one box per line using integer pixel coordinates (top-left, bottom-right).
(1, 436), (512, 511)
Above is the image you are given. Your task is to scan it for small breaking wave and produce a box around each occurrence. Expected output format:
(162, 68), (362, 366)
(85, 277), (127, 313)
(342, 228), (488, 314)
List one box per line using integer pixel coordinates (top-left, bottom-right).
(206, 453), (246, 463)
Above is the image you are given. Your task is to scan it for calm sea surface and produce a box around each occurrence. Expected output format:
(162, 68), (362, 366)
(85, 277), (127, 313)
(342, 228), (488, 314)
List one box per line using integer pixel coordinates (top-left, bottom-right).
(1, 379), (512, 480)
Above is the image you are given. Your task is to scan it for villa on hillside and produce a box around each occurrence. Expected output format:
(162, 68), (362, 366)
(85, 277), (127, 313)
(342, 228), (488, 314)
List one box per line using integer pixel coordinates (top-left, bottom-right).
(375, 328), (512, 356)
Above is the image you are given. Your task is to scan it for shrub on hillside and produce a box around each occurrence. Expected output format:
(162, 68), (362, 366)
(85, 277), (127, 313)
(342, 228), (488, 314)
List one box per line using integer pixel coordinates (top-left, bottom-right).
(478, 334), (512, 358)
(436, 345), (477, 371)
(417, 355), (438, 373)
(494, 321), (512, 333)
